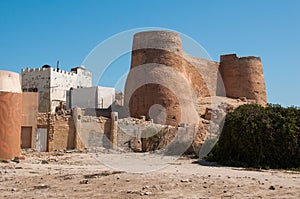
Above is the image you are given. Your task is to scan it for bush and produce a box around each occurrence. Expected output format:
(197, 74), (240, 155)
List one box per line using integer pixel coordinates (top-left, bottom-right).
(206, 104), (300, 169)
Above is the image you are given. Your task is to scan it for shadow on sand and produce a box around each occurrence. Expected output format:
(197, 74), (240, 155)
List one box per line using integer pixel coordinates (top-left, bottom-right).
(192, 159), (222, 167)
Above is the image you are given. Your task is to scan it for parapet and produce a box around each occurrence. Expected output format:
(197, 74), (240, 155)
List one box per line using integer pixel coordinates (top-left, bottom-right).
(132, 30), (182, 53)
(22, 66), (78, 76)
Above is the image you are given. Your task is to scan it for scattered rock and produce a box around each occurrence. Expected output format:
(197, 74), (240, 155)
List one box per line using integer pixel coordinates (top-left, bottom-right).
(142, 185), (150, 190)
(33, 184), (50, 189)
(269, 186), (275, 190)
(41, 160), (49, 164)
(181, 179), (191, 183)
(11, 157), (20, 163)
(202, 108), (212, 120)
(239, 97), (247, 102)
(144, 191), (152, 195)
(11, 188), (17, 192)
(84, 171), (125, 178)
(80, 179), (89, 184)
(64, 175), (73, 180)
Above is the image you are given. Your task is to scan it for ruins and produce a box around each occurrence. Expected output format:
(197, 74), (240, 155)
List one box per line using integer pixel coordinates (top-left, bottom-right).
(125, 30), (267, 127)
(0, 30), (267, 159)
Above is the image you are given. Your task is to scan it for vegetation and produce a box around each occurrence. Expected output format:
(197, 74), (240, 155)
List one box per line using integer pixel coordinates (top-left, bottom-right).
(206, 104), (300, 169)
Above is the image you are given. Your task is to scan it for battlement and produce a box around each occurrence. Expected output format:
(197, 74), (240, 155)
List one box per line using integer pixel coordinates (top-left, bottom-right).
(22, 67), (77, 76)
(239, 56), (261, 62)
(132, 30), (182, 53)
(22, 67), (49, 73)
(220, 54), (261, 63)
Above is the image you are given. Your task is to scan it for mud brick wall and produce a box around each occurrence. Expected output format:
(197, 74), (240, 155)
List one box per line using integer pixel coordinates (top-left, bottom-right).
(48, 115), (76, 151)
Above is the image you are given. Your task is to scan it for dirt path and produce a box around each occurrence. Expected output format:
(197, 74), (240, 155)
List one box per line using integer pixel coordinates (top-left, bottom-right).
(0, 151), (299, 198)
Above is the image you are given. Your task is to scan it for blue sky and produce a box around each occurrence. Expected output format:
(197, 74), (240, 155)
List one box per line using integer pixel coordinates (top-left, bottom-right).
(0, 0), (299, 106)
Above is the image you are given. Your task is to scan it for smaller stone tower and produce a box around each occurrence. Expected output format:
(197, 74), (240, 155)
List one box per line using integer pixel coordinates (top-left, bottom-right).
(218, 54), (267, 106)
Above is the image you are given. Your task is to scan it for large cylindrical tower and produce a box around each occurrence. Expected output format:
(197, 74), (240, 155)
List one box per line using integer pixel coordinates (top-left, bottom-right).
(124, 31), (199, 126)
(0, 70), (22, 160)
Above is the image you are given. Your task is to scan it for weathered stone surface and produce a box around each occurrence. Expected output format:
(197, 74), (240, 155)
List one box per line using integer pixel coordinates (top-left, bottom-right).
(219, 54), (267, 106)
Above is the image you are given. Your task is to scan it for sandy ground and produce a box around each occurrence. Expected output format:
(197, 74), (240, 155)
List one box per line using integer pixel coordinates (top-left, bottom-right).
(0, 150), (299, 199)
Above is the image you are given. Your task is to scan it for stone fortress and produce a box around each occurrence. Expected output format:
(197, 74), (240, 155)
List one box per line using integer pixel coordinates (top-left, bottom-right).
(0, 30), (268, 159)
(125, 30), (267, 127)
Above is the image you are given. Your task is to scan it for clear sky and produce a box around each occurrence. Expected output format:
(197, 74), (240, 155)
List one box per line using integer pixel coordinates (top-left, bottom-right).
(0, 0), (299, 107)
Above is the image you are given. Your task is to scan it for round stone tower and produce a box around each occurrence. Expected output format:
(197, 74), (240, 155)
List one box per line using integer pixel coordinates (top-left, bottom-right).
(219, 54), (267, 106)
(0, 70), (22, 160)
(124, 31), (199, 126)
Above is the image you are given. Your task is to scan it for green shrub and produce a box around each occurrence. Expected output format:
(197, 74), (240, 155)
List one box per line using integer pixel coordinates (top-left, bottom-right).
(206, 104), (300, 169)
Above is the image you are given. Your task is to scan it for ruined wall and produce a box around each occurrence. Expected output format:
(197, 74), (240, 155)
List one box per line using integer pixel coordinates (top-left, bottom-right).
(48, 115), (76, 151)
(73, 107), (112, 149)
(218, 54), (267, 106)
(183, 52), (221, 97)
(0, 70), (22, 160)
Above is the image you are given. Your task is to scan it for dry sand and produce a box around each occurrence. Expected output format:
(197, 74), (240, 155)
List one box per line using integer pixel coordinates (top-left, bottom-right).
(0, 150), (299, 198)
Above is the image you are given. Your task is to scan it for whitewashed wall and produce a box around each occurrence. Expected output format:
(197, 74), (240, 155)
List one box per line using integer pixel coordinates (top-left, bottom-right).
(70, 86), (115, 109)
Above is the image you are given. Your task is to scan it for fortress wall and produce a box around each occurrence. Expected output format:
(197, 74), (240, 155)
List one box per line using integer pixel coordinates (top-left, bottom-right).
(219, 54), (267, 106)
(183, 52), (220, 97)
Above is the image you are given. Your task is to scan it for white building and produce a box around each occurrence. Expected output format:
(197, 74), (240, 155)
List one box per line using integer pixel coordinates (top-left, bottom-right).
(22, 65), (92, 113)
(68, 86), (115, 109)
